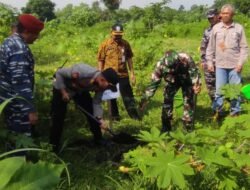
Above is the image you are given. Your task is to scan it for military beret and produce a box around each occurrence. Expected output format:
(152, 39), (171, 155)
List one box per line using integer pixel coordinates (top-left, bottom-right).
(18, 14), (44, 34)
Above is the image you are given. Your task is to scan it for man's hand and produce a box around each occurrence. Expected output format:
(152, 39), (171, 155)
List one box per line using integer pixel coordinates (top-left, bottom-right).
(207, 64), (214, 72)
(130, 72), (136, 86)
(139, 99), (148, 113)
(193, 85), (201, 94)
(235, 64), (243, 73)
(61, 89), (70, 102)
(29, 112), (38, 125)
(98, 119), (107, 130)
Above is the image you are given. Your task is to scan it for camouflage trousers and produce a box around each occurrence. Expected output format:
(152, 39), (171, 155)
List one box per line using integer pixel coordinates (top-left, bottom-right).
(203, 66), (216, 101)
(3, 101), (31, 136)
(162, 81), (195, 128)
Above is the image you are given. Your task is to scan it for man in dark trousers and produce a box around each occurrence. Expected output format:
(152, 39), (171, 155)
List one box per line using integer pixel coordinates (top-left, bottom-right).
(97, 23), (140, 120)
(0, 14), (44, 141)
(50, 63), (118, 152)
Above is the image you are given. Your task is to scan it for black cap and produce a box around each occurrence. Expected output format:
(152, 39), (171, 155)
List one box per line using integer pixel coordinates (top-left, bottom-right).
(207, 8), (218, 18)
(101, 68), (119, 92)
(111, 23), (124, 35)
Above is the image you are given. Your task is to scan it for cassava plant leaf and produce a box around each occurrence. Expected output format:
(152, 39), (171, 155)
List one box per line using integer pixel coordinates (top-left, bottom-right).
(124, 146), (153, 173)
(237, 129), (250, 139)
(170, 129), (199, 145)
(196, 147), (235, 167)
(145, 150), (194, 189)
(137, 127), (168, 143)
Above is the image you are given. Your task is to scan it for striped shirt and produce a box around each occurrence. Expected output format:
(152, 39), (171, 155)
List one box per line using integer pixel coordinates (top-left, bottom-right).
(0, 33), (35, 112)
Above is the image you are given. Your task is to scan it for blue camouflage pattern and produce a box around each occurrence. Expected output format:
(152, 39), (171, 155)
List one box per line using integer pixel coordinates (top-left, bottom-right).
(0, 33), (35, 134)
(200, 26), (216, 101)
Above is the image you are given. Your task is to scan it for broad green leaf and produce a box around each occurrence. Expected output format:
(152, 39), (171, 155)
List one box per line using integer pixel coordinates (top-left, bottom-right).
(15, 135), (37, 148)
(219, 178), (238, 190)
(170, 129), (185, 142)
(4, 161), (64, 190)
(137, 127), (168, 143)
(145, 150), (194, 189)
(170, 129), (199, 145)
(196, 128), (225, 139)
(124, 146), (153, 173)
(216, 169), (239, 190)
(220, 84), (242, 100)
(237, 129), (250, 139)
(232, 153), (250, 167)
(222, 114), (250, 130)
(0, 157), (25, 190)
(196, 147), (235, 167)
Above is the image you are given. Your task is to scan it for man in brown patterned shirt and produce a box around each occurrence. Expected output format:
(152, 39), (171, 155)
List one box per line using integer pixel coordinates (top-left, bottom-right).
(97, 23), (140, 120)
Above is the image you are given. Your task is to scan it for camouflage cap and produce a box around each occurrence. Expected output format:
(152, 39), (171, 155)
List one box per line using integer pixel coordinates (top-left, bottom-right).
(206, 8), (218, 18)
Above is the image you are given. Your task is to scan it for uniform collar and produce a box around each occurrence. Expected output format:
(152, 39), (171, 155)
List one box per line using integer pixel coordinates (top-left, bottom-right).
(221, 21), (235, 29)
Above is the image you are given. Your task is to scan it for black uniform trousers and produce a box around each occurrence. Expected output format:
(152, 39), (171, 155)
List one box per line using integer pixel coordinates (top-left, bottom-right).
(49, 88), (102, 150)
(110, 77), (140, 120)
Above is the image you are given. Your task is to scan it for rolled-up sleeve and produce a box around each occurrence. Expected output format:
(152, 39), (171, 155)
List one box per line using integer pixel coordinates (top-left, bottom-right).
(54, 68), (72, 89)
(238, 28), (249, 66)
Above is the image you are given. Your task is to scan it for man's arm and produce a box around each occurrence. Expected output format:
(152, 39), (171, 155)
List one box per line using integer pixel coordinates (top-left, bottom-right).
(97, 42), (106, 71)
(54, 67), (72, 89)
(98, 60), (105, 71)
(188, 58), (202, 94)
(206, 29), (216, 72)
(143, 59), (165, 100)
(93, 92), (103, 118)
(54, 67), (72, 101)
(127, 58), (136, 85)
(200, 29), (210, 65)
(236, 26), (249, 72)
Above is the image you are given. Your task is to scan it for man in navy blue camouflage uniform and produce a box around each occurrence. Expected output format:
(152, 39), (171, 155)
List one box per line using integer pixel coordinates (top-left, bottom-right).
(200, 9), (220, 102)
(0, 14), (44, 138)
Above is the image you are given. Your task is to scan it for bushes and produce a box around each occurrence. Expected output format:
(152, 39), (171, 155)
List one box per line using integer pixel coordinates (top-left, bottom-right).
(0, 3), (17, 42)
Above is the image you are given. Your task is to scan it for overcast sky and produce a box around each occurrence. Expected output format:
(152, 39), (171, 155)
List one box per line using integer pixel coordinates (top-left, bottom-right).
(0, 0), (214, 10)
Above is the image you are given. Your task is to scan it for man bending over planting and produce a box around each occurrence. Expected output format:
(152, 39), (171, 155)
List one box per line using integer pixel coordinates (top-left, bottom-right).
(50, 63), (118, 152)
(140, 50), (201, 132)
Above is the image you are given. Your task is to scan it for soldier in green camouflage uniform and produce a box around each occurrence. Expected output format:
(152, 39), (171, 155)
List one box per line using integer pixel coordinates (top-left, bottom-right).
(140, 50), (201, 132)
